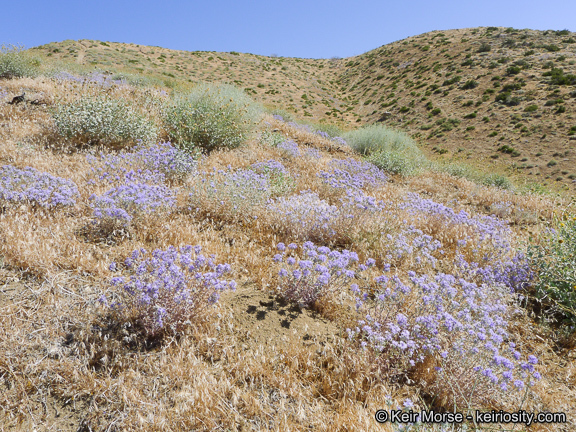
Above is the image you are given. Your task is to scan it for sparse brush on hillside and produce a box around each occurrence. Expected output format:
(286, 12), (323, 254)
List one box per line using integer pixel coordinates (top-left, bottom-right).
(0, 44), (40, 79)
(1, 46), (575, 430)
(51, 95), (158, 147)
(432, 161), (514, 190)
(343, 124), (428, 175)
(163, 83), (262, 153)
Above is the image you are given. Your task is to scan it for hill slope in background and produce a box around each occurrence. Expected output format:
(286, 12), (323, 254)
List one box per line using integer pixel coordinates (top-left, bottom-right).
(31, 26), (576, 192)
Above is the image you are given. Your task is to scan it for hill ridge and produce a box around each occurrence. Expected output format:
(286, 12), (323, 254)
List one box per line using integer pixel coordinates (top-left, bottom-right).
(31, 26), (576, 192)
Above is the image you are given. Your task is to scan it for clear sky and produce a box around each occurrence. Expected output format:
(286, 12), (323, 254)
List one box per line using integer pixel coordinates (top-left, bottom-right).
(2, 0), (575, 59)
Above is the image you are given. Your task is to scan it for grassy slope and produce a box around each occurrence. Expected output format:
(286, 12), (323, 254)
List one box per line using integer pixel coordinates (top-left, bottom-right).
(31, 26), (576, 193)
(0, 29), (573, 430)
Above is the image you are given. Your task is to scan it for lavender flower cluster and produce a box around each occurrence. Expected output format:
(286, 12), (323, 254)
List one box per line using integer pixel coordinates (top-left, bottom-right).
(318, 158), (387, 192)
(276, 139), (301, 157)
(250, 159), (288, 176)
(103, 246), (236, 336)
(386, 227), (444, 269)
(87, 142), (197, 184)
(349, 268), (541, 400)
(0, 165), (79, 208)
(266, 191), (340, 242)
(90, 182), (176, 227)
(273, 241), (375, 307)
(189, 167), (272, 217)
(53, 71), (128, 87)
(401, 193), (513, 261)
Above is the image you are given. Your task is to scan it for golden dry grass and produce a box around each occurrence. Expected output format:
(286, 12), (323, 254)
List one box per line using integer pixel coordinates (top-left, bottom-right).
(28, 27), (576, 194)
(0, 76), (575, 431)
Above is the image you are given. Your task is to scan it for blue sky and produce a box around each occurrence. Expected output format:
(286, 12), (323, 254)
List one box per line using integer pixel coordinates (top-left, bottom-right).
(2, 0), (575, 58)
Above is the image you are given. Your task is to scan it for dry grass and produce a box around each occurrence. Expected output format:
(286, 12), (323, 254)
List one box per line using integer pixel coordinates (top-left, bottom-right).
(1, 76), (575, 431)
(28, 27), (576, 194)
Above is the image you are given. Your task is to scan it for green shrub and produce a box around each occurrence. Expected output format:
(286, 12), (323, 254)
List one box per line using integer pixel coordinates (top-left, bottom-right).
(52, 96), (158, 147)
(0, 44), (40, 79)
(506, 65), (521, 75)
(163, 83), (262, 153)
(367, 149), (427, 176)
(461, 79), (478, 89)
(477, 42), (492, 53)
(483, 173), (512, 189)
(343, 124), (428, 176)
(495, 92), (521, 106)
(543, 68), (576, 85)
(528, 215), (576, 326)
(498, 145), (521, 157)
(525, 104), (538, 112)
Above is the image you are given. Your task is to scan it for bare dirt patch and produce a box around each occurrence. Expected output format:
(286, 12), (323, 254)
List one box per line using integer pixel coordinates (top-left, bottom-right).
(220, 282), (343, 351)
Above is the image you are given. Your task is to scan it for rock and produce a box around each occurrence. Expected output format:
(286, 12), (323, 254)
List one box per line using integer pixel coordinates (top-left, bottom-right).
(376, 112), (393, 122)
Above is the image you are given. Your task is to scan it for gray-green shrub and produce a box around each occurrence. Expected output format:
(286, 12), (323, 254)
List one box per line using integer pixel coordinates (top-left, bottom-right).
(52, 96), (158, 147)
(528, 214), (576, 326)
(163, 83), (262, 153)
(343, 124), (428, 175)
(0, 45), (40, 79)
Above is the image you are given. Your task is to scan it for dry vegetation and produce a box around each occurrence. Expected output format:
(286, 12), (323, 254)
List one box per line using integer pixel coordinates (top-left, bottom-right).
(30, 26), (576, 194)
(0, 35), (575, 431)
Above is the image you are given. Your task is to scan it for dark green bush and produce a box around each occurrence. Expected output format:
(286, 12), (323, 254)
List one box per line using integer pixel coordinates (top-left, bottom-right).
(506, 65), (521, 75)
(543, 68), (576, 85)
(495, 92), (521, 106)
(461, 80), (478, 89)
(477, 42), (491, 53)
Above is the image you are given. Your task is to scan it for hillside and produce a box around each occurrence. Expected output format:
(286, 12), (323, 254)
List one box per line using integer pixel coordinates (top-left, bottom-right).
(1, 32), (576, 431)
(31, 26), (576, 193)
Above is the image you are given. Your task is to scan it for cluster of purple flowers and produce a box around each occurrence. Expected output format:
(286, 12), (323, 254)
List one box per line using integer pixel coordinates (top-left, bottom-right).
(266, 191), (340, 242)
(315, 130), (331, 139)
(304, 148), (322, 159)
(276, 139), (301, 157)
(0, 165), (79, 208)
(87, 142), (197, 184)
(53, 71), (128, 87)
(287, 121), (312, 133)
(90, 182), (176, 227)
(349, 269), (540, 399)
(386, 227), (444, 269)
(250, 159), (288, 175)
(190, 167), (272, 215)
(401, 193), (513, 259)
(274, 241), (375, 307)
(318, 158), (387, 192)
(103, 246), (236, 336)
(455, 253), (533, 293)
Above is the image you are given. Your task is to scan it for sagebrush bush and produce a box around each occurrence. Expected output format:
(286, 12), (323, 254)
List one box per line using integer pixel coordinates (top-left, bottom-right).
(343, 125), (428, 176)
(528, 214), (576, 326)
(0, 44), (40, 79)
(52, 96), (158, 147)
(163, 83), (262, 153)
